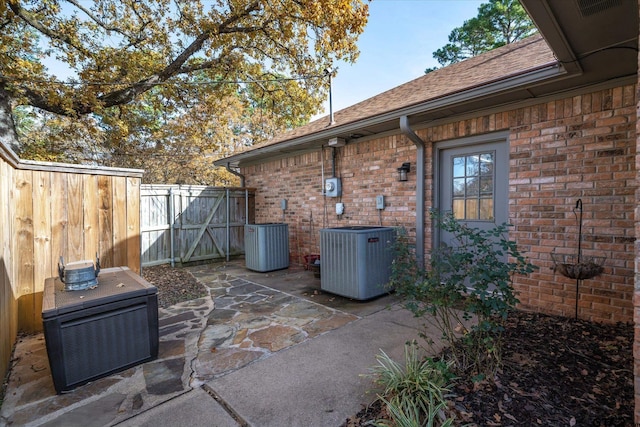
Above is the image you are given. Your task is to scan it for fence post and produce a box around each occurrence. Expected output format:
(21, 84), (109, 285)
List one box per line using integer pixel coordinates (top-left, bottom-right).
(169, 187), (175, 267)
(226, 187), (230, 262)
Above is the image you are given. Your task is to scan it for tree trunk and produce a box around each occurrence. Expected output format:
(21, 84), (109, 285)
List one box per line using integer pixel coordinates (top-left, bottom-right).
(0, 84), (20, 153)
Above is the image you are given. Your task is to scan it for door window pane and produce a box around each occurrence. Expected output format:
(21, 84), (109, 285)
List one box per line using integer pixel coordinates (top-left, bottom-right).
(480, 176), (493, 195)
(453, 199), (465, 219)
(480, 198), (493, 220)
(480, 153), (493, 175)
(451, 151), (495, 220)
(466, 155), (479, 176)
(466, 199), (478, 219)
(466, 178), (479, 196)
(453, 157), (465, 177)
(453, 178), (465, 197)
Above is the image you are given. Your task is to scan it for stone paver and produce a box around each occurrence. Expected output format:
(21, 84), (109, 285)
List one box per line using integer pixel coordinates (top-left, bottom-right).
(188, 274), (359, 387)
(0, 263), (359, 426)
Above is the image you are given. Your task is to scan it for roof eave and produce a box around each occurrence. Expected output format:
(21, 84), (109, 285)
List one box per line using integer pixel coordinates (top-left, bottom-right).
(520, 0), (582, 74)
(216, 62), (566, 168)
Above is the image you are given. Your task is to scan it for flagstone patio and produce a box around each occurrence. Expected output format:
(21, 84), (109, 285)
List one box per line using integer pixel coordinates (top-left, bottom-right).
(0, 261), (399, 426)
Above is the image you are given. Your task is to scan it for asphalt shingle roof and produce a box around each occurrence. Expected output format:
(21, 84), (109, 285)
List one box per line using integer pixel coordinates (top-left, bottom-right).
(244, 33), (555, 151)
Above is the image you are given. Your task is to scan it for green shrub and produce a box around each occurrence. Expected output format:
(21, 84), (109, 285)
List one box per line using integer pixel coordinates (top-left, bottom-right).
(390, 211), (537, 380)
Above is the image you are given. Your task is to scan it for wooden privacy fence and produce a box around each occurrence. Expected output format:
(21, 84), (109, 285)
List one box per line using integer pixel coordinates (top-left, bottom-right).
(140, 185), (255, 267)
(1, 141), (143, 383)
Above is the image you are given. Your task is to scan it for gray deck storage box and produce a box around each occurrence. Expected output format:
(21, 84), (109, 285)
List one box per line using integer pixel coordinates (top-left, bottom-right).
(244, 223), (290, 272)
(320, 226), (396, 300)
(42, 267), (159, 393)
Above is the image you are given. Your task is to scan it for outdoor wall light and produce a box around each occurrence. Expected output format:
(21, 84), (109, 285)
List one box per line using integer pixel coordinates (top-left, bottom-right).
(397, 162), (411, 182)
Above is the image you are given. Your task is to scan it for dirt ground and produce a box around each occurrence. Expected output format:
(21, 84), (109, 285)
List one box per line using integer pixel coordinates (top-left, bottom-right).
(342, 310), (633, 427)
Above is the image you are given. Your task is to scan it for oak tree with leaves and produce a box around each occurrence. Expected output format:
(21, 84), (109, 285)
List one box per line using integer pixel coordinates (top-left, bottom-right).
(0, 0), (368, 184)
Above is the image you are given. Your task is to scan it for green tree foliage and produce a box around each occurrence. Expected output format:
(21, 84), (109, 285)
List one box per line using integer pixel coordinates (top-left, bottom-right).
(429, 0), (536, 69)
(0, 0), (369, 184)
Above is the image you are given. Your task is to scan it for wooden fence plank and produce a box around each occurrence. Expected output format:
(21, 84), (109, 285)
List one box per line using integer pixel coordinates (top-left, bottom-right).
(67, 174), (84, 261)
(83, 175), (99, 262)
(31, 171), (51, 331)
(126, 177), (141, 273)
(112, 176), (127, 267)
(0, 155), (17, 381)
(98, 176), (114, 267)
(14, 169), (35, 332)
(50, 173), (68, 272)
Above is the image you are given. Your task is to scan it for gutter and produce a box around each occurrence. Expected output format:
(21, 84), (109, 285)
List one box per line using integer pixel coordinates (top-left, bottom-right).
(214, 63), (564, 168)
(225, 162), (245, 187)
(400, 116), (425, 269)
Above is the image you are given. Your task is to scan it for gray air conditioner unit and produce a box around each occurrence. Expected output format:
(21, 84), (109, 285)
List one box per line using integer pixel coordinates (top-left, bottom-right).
(245, 223), (290, 272)
(320, 226), (396, 300)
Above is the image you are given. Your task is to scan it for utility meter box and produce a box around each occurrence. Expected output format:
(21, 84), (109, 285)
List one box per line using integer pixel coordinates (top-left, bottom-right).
(325, 178), (341, 197)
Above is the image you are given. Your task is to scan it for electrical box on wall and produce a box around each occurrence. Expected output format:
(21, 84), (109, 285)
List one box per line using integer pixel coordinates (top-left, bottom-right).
(376, 195), (385, 210)
(325, 178), (341, 197)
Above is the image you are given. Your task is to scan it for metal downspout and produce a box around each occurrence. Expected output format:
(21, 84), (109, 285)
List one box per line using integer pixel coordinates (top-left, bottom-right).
(400, 116), (425, 269)
(226, 162), (245, 187)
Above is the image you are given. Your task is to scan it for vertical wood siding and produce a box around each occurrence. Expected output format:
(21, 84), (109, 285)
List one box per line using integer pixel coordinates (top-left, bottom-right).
(0, 144), (143, 383)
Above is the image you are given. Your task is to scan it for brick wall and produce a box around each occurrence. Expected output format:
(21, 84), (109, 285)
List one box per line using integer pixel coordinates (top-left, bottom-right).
(506, 86), (636, 324)
(245, 135), (421, 266)
(243, 83), (636, 325)
(634, 4), (640, 419)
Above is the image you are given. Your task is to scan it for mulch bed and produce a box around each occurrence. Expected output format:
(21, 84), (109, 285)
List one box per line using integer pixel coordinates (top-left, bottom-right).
(343, 310), (634, 427)
(141, 264), (208, 308)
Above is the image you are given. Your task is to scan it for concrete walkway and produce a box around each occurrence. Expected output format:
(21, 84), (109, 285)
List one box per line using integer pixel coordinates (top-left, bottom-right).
(0, 261), (436, 427)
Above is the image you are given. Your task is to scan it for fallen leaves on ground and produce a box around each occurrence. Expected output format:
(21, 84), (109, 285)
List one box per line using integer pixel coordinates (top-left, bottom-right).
(142, 265), (208, 308)
(343, 310), (633, 426)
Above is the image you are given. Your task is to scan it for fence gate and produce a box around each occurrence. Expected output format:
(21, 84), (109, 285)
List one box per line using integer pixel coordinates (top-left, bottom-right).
(140, 185), (255, 267)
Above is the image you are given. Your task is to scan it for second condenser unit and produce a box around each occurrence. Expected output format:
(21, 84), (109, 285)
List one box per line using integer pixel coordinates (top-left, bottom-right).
(320, 226), (396, 300)
(244, 223), (289, 272)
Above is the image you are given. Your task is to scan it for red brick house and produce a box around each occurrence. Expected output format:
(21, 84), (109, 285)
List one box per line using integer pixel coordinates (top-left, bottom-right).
(215, 0), (640, 420)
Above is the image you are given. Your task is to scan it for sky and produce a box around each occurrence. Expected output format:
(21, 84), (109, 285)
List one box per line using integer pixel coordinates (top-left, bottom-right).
(318, 0), (485, 117)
